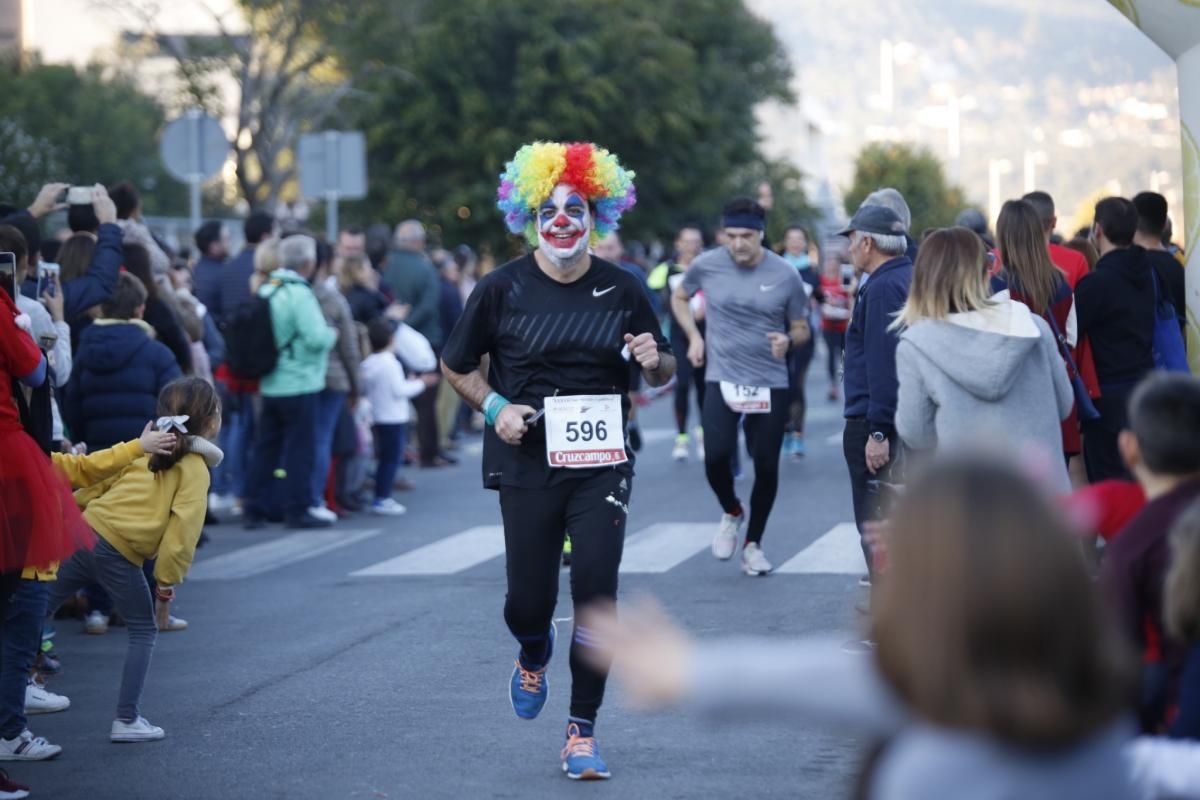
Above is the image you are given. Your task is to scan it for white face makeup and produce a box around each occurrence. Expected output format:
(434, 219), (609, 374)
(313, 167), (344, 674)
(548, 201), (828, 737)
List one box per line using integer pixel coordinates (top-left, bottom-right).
(537, 183), (591, 269)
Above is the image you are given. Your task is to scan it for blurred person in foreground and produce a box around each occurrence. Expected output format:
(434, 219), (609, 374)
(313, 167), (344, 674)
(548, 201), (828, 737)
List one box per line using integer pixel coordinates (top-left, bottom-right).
(582, 457), (1140, 799)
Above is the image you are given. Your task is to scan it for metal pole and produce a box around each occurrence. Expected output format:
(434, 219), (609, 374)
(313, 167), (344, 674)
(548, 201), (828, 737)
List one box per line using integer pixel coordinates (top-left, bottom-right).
(326, 191), (338, 243)
(189, 179), (202, 239)
(187, 109), (202, 235)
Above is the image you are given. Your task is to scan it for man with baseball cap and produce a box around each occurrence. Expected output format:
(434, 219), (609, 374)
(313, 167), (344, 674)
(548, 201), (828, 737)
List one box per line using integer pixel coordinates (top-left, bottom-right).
(838, 204), (913, 585)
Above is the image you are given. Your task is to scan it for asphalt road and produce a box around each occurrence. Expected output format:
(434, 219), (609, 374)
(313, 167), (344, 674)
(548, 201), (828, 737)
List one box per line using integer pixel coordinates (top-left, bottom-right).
(22, 367), (872, 799)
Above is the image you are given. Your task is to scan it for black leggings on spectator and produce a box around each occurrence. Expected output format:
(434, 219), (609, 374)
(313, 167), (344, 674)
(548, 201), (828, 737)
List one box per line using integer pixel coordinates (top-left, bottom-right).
(701, 385), (789, 545)
(823, 329), (845, 384)
(673, 354), (707, 435)
(499, 470), (631, 723)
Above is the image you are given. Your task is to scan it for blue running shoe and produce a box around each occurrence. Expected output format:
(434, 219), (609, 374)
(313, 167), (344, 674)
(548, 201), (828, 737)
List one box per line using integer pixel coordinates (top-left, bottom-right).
(509, 622), (556, 720)
(561, 721), (610, 780)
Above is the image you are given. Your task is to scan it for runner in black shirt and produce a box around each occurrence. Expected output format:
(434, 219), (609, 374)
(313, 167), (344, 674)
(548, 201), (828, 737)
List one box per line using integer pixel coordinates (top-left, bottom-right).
(441, 141), (673, 781)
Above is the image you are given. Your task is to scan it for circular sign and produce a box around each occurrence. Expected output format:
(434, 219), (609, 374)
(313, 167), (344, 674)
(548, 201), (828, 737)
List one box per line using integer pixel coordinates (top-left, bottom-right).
(159, 111), (230, 182)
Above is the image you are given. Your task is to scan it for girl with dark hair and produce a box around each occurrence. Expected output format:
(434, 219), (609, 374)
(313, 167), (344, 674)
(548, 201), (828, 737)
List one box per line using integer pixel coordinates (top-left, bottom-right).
(121, 244), (193, 374)
(44, 377), (222, 743)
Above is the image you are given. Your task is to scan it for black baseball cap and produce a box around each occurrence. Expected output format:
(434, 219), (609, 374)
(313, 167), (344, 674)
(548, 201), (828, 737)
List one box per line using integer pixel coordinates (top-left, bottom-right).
(837, 204), (905, 238)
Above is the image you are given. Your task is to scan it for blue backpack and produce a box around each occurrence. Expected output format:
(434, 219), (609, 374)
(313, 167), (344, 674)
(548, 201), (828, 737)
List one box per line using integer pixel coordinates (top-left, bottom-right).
(1150, 266), (1188, 373)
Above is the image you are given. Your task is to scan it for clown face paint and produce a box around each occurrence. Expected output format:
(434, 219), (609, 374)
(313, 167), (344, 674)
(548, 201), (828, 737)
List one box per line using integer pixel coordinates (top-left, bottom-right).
(537, 183), (591, 269)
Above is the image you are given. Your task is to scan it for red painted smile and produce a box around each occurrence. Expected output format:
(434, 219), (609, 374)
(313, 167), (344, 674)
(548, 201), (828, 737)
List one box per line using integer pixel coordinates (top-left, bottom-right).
(541, 229), (584, 249)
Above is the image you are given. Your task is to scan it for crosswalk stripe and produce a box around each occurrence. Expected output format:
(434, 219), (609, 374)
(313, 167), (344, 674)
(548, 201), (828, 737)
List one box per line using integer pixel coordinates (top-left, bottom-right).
(620, 523), (713, 573)
(774, 523), (864, 574)
(190, 529), (384, 581)
(350, 525), (505, 576)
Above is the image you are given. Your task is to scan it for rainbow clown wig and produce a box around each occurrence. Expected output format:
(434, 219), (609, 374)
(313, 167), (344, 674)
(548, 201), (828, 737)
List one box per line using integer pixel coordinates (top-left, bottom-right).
(496, 141), (637, 246)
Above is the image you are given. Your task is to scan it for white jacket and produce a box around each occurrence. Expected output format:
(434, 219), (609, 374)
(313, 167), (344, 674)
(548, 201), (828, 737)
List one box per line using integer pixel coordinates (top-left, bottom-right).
(360, 352), (426, 425)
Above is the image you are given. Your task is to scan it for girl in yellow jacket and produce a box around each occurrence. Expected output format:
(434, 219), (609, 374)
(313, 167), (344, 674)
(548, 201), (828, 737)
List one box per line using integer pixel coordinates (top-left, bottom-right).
(0, 424), (179, 762)
(46, 377), (223, 744)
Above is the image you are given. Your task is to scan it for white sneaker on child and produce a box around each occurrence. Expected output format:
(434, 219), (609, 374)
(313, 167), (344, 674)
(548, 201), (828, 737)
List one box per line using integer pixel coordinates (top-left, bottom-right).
(85, 610), (109, 635)
(111, 717), (165, 743)
(371, 498), (407, 516)
(0, 730), (61, 760)
(159, 615), (188, 632)
(24, 680), (69, 715)
(308, 505), (338, 523)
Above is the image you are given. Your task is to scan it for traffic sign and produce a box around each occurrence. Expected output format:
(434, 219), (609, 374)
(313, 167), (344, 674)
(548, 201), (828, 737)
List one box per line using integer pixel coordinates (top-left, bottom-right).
(298, 130), (368, 240)
(160, 110), (230, 183)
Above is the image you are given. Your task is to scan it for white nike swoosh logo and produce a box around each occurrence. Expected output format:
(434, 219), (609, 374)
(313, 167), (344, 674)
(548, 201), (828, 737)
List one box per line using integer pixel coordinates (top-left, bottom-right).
(593, 286), (616, 297)
(760, 283), (780, 292)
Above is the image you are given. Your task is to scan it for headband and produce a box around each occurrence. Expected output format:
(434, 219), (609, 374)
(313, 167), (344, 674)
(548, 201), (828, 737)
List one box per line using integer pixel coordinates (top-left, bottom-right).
(721, 213), (766, 232)
(497, 141), (637, 246)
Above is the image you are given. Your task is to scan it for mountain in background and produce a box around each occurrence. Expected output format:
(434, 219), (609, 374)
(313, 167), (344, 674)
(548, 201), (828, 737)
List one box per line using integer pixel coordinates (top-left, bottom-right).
(750, 0), (1183, 234)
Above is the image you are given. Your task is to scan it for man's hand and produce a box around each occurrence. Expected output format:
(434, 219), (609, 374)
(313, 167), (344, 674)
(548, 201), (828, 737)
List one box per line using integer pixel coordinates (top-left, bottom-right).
(766, 331), (790, 360)
(420, 372), (439, 388)
(28, 183), (69, 219)
(92, 184), (117, 225)
(495, 403), (536, 446)
(154, 598), (171, 631)
(41, 288), (63, 323)
(687, 336), (705, 368)
(386, 303), (410, 321)
(138, 421), (177, 456)
(865, 436), (890, 475)
(624, 332), (660, 372)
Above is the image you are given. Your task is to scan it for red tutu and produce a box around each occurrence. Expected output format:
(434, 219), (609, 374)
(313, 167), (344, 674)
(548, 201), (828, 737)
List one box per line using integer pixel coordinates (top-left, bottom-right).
(0, 426), (95, 572)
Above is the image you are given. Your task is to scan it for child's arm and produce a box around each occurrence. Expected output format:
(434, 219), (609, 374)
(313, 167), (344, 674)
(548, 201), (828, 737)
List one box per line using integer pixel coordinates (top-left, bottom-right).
(392, 359), (432, 400)
(51, 423), (177, 488)
(152, 459), (210, 588)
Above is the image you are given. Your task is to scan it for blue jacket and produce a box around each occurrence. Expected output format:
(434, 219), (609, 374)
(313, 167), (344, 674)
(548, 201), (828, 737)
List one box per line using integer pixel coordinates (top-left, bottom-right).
(214, 245), (257, 330)
(843, 256), (913, 436)
(192, 254), (225, 321)
(63, 320), (182, 450)
(6, 211), (123, 322)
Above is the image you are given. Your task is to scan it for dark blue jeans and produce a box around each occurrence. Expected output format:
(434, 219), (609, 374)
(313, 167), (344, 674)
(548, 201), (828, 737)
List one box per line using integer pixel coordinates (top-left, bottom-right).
(246, 392), (319, 522)
(0, 580), (49, 738)
(212, 387), (256, 498)
(311, 390), (347, 508)
(373, 423), (407, 502)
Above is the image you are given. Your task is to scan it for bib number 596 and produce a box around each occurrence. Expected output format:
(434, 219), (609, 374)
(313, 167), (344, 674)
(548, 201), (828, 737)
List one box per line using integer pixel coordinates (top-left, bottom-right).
(565, 420), (609, 443)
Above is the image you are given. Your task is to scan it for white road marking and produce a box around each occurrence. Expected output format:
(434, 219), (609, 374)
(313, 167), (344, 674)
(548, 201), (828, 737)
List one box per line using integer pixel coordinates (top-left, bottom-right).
(775, 523), (865, 574)
(190, 529), (383, 581)
(351, 525), (505, 576)
(619, 523), (714, 573)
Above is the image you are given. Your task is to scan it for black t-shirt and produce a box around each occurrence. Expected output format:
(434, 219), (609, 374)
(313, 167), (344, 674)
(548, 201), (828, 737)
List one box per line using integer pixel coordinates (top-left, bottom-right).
(1145, 250), (1186, 334)
(442, 254), (671, 490)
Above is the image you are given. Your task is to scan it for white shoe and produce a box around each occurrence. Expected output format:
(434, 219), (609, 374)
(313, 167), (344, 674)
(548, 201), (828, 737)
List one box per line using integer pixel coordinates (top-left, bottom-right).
(741, 542), (773, 576)
(111, 716), (165, 743)
(208, 493), (233, 513)
(0, 730), (61, 760)
(712, 512), (743, 560)
(85, 610), (109, 635)
(308, 505), (338, 523)
(24, 681), (69, 715)
(370, 498), (408, 516)
(694, 427), (705, 461)
(671, 436), (689, 462)
(159, 615), (188, 632)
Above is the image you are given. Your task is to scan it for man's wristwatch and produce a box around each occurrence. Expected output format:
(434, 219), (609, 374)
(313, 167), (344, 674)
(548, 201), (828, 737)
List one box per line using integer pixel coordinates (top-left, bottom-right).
(870, 431), (887, 444)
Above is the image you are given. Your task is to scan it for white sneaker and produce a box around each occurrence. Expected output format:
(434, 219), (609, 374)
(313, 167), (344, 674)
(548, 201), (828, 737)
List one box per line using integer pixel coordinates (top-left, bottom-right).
(159, 615), (188, 632)
(370, 498), (408, 516)
(24, 681), (69, 715)
(207, 493), (233, 513)
(741, 542), (773, 576)
(85, 610), (109, 635)
(694, 427), (705, 461)
(671, 435), (689, 462)
(0, 730), (61, 760)
(712, 512), (743, 560)
(111, 716), (165, 743)
(308, 505), (338, 523)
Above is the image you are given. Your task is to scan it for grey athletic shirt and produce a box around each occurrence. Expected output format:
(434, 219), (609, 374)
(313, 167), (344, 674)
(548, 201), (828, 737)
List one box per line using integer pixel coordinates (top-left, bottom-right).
(681, 247), (808, 389)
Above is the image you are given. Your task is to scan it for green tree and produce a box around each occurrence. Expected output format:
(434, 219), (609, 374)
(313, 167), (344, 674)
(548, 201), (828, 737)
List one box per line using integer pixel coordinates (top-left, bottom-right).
(843, 142), (967, 237)
(331, 0), (799, 254)
(0, 58), (185, 214)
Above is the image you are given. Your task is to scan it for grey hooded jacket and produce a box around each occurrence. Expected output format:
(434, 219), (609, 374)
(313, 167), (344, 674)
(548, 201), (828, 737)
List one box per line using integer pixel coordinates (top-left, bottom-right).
(895, 297), (1073, 492)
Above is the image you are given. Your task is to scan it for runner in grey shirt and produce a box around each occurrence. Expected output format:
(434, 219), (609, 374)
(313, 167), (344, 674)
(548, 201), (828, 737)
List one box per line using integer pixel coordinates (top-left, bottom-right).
(671, 197), (811, 576)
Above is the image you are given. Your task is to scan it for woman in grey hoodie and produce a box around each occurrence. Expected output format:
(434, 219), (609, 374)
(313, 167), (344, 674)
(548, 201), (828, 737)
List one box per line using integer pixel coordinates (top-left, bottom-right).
(892, 228), (1073, 492)
(583, 458), (1144, 799)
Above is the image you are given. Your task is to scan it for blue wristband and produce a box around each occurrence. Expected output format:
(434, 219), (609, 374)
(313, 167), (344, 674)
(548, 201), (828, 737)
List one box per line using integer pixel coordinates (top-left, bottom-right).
(483, 391), (510, 427)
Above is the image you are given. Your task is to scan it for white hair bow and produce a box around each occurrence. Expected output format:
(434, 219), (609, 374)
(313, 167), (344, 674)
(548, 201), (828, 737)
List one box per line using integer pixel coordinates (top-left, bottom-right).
(155, 415), (190, 433)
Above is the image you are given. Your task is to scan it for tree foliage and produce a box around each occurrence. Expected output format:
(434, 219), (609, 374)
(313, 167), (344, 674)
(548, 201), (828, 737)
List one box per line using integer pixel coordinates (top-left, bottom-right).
(330, 0), (802, 254)
(843, 142), (967, 237)
(0, 59), (183, 213)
